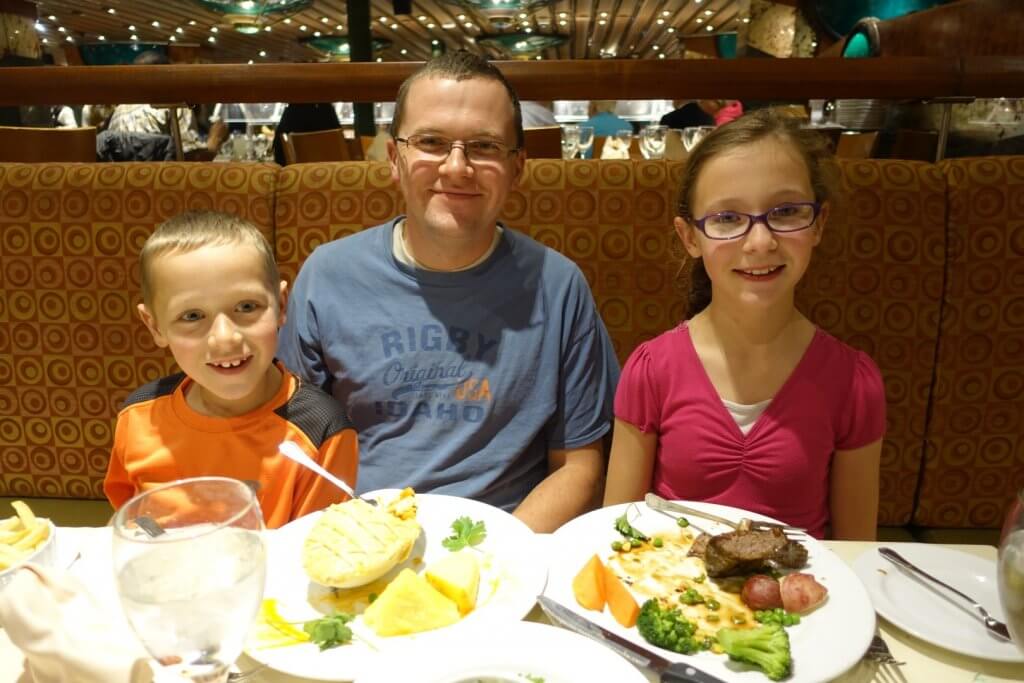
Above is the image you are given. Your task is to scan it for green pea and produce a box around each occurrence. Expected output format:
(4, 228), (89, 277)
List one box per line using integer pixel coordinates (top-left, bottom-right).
(653, 537), (664, 548)
(611, 540), (622, 551)
(693, 573), (706, 583)
(706, 599), (720, 611)
(676, 517), (690, 528)
(706, 613), (720, 623)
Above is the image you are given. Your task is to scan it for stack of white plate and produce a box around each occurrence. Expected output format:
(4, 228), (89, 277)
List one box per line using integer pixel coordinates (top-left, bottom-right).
(834, 99), (888, 130)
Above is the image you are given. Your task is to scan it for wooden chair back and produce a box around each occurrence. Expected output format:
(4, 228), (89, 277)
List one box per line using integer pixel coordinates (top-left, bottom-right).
(523, 126), (563, 159)
(281, 128), (364, 163)
(835, 131), (880, 159)
(0, 126), (97, 162)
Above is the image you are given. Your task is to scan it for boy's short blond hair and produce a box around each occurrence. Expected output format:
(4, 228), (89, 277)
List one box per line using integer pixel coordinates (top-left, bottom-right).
(140, 210), (279, 308)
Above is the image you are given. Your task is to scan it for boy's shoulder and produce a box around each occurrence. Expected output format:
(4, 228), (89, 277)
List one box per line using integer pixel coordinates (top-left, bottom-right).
(120, 372), (188, 413)
(274, 374), (355, 449)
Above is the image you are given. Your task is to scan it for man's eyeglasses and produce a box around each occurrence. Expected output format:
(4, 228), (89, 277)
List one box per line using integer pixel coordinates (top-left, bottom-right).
(692, 202), (822, 241)
(395, 134), (519, 164)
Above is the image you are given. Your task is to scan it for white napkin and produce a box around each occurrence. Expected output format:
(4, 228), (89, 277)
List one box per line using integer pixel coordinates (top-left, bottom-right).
(0, 564), (180, 683)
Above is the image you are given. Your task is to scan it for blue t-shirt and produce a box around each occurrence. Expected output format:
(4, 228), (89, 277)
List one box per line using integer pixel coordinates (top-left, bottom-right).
(278, 219), (620, 511)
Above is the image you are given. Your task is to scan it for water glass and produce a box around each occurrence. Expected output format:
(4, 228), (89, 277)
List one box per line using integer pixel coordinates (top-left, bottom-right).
(113, 477), (267, 683)
(998, 488), (1024, 652)
(640, 124), (668, 159)
(682, 125), (714, 152)
(575, 125), (595, 159)
(561, 124), (580, 160)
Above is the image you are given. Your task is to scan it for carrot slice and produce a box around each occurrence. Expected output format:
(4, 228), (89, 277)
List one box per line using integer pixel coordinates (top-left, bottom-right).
(603, 563), (640, 628)
(572, 554), (607, 612)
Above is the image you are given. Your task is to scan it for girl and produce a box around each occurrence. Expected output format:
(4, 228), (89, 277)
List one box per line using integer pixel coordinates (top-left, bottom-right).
(603, 109), (885, 540)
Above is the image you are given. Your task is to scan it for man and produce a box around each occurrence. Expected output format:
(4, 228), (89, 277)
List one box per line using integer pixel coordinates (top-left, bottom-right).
(278, 51), (619, 532)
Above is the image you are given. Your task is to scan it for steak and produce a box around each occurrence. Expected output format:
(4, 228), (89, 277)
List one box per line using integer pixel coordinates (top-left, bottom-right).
(694, 526), (809, 577)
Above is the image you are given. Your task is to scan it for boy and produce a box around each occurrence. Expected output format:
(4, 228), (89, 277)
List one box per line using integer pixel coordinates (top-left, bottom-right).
(104, 210), (357, 528)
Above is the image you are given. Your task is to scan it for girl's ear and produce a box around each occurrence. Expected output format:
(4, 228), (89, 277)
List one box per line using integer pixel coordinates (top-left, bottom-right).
(813, 201), (830, 246)
(674, 216), (703, 258)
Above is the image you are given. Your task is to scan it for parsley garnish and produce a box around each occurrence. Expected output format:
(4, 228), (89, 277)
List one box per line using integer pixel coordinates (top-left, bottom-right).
(614, 513), (649, 543)
(303, 613), (355, 651)
(441, 516), (487, 551)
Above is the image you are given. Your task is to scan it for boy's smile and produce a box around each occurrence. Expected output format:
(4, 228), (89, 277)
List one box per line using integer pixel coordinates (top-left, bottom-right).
(138, 242), (288, 417)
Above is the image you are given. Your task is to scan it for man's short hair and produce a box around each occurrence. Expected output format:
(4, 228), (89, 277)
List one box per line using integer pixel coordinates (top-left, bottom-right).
(390, 50), (524, 149)
(139, 210), (279, 308)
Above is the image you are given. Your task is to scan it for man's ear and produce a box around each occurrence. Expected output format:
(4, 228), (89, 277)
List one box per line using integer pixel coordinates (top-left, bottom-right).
(511, 148), (526, 186)
(387, 137), (400, 184)
(137, 303), (169, 349)
(674, 216), (703, 258)
(277, 279), (289, 328)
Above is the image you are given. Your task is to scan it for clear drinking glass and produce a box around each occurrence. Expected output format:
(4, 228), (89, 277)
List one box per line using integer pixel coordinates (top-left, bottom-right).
(998, 488), (1024, 652)
(561, 124), (580, 160)
(575, 125), (595, 159)
(640, 124), (668, 159)
(681, 125), (714, 152)
(113, 477), (267, 682)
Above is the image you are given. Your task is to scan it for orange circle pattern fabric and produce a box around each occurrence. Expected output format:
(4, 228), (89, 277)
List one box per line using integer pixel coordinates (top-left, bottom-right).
(916, 158), (1024, 528)
(0, 162), (277, 500)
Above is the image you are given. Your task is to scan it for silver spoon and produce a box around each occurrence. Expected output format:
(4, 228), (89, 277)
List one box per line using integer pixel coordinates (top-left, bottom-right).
(879, 546), (1012, 641)
(277, 440), (376, 505)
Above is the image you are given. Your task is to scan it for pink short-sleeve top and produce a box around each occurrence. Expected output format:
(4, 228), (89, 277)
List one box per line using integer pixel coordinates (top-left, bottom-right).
(614, 323), (885, 538)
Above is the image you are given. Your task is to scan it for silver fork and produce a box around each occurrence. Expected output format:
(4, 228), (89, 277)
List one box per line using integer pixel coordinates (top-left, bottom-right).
(644, 493), (807, 535)
(866, 634), (905, 666)
(227, 663), (269, 682)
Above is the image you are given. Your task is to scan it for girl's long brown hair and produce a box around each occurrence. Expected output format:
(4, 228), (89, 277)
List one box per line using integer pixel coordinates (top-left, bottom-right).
(675, 108), (840, 318)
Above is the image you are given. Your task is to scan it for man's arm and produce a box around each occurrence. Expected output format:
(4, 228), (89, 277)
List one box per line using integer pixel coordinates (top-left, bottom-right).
(513, 439), (605, 533)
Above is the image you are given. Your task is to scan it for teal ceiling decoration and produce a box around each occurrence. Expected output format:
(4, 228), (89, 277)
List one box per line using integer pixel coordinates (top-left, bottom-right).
(476, 32), (567, 55)
(193, 0), (312, 33)
(300, 35), (393, 59)
(440, 0), (556, 30)
(79, 42), (166, 65)
(803, 0), (952, 39)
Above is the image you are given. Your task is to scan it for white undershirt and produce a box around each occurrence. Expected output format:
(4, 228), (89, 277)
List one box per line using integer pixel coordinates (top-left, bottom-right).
(392, 219), (503, 271)
(721, 397), (773, 436)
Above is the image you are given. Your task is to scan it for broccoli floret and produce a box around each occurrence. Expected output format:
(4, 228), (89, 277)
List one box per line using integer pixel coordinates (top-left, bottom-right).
(635, 598), (700, 654)
(717, 623), (792, 681)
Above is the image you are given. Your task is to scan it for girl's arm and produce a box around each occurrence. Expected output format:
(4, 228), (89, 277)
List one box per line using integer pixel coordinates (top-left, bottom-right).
(602, 418), (658, 506)
(829, 439), (882, 540)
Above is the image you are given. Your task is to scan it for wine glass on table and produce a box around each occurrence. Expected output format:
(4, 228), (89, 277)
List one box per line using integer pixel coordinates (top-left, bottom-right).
(112, 477), (267, 683)
(561, 124), (580, 160)
(998, 488), (1024, 651)
(640, 124), (667, 159)
(575, 126), (595, 159)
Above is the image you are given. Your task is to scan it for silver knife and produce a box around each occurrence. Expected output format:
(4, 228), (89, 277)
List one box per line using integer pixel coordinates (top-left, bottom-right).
(537, 596), (729, 683)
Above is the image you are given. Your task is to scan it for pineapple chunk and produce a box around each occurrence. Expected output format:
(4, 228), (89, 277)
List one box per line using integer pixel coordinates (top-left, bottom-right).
(425, 549), (480, 616)
(362, 568), (460, 636)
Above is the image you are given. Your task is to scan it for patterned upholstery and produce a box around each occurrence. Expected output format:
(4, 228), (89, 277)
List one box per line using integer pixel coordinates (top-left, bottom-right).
(0, 162), (277, 500)
(4, 157), (1018, 531)
(798, 160), (947, 526)
(915, 157), (1024, 528)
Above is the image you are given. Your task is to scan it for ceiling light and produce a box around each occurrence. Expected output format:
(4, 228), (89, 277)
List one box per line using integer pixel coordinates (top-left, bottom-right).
(559, 12), (567, 18)
(667, 27), (675, 33)
(659, 53), (665, 59)
(559, 19), (567, 26)
(57, 26), (65, 33)
(208, 35), (215, 42)
(176, 27), (184, 33)
(743, 17), (750, 23)
(442, 22), (455, 28)
(283, 18), (291, 24)
(106, 7), (116, 14)
(98, 34), (106, 40)
(47, 14), (56, 20)
(40, 37), (47, 43)
(336, 24), (343, 29)
(391, 23), (398, 29)
(656, 18), (664, 24)
(811, 41), (818, 47)
(264, 25), (271, 31)
(652, 45), (659, 50)
(259, 50), (266, 56)
(400, 48), (407, 54)
(210, 26), (218, 32)
(248, 59), (253, 64)
(598, 19), (606, 25)
(128, 24), (135, 30)
(314, 30), (321, 36)
(524, 26), (532, 32)
(379, 17), (389, 23)
(418, 15), (427, 21)
(376, 56), (382, 62)
(65, 35), (73, 42)
(704, 9), (713, 15)
(464, 22), (473, 28)
(321, 17), (330, 23)
(518, 12), (527, 19)
(457, 14), (465, 20)
(696, 17), (703, 23)
(427, 22), (436, 28)
(706, 25), (713, 31)
(34, 21), (44, 31)
(130, 33), (138, 40)
(535, 54), (541, 60)
(151, 20), (160, 27)
(600, 11), (608, 18)
(299, 24), (307, 31)
(662, 10), (670, 16)
(169, 34), (177, 41)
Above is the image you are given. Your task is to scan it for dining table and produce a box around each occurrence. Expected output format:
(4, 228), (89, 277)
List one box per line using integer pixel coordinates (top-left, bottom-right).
(1, 526), (1022, 683)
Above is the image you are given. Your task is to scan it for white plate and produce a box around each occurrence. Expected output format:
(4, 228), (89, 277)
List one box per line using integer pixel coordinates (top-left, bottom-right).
(853, 543), (1024, 663)
(545, 501), (876, 683)
(245, 491), (548, 681)
(354, 619), (648, 683)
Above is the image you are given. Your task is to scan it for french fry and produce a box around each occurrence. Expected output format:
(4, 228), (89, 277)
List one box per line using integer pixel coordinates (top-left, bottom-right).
(0, 500), (50, 571)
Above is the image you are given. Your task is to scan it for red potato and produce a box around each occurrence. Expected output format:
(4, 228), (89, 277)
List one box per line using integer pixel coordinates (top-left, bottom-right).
(780, 572), (828, 614)
(741, 574), (784, 609)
